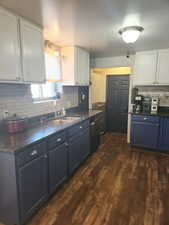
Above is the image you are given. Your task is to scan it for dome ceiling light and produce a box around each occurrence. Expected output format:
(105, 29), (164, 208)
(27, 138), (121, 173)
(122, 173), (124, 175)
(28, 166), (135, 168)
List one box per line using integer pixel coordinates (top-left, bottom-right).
(119, 26), (144, 44)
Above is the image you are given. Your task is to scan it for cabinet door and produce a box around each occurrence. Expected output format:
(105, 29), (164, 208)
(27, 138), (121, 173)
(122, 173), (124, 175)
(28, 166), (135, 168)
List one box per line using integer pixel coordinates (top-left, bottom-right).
(20, 19), (45, 83)
(156, 50), (169, 85)
(68, 135), (82, 175)
(49, 143), (68, 194)
(159, 117), (169, 151)
(80, 129), (90, 162)
(0, 8), (21, 81)
(132, 52), (157, 86)
(83, 50), (90, 85)
(61, 46), (75, 85)
(18, 155), (48, 223)
(77, 48), (89, 85)
(90, 122), (100, 153)
(98, 112), (106, 134)
(131, 121), (159, 149)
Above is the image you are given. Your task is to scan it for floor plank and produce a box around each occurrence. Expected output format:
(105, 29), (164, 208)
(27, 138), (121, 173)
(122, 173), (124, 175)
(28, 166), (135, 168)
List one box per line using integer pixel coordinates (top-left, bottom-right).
(1, 133), (169, 225)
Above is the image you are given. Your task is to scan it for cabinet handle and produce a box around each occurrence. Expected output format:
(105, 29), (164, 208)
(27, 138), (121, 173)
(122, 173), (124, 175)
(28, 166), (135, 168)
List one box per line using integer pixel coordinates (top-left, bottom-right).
(57, 138), (62, 142)
(65, 142), (69, 147)
(30, 150), (38, 156)
(80, 126), (83, 129)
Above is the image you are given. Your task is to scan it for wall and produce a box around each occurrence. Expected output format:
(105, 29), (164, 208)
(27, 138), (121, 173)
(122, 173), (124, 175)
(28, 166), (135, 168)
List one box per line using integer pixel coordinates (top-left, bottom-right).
(90, 67), (131, 104)
(92, 67), (131, 75)
(91, 55), (135, 68)
(137, 86), (169, 107)
(0, 84), (78, 119)
(91, 72), (106, 104)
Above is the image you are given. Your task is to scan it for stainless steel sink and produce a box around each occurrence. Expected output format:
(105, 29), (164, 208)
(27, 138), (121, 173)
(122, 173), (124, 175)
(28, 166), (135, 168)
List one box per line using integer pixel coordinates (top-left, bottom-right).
(54, 116), (81, 124)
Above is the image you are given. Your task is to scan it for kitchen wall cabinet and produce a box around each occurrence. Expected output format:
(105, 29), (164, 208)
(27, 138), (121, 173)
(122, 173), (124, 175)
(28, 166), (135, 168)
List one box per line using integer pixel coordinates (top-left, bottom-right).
(0, 7), (46, 84)
(132, 49), (169, 86)
(0, 8), (21, 82)
(20, 19), (46, 83)
(132, 51), (157, 86)
(61, 46), (90, 86)
(77, 47), (90, 85)
(156, 50), (169, 84)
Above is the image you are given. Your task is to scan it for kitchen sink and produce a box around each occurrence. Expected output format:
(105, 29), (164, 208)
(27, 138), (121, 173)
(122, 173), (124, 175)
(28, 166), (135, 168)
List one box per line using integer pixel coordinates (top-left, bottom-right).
(54, 116), (81, 124)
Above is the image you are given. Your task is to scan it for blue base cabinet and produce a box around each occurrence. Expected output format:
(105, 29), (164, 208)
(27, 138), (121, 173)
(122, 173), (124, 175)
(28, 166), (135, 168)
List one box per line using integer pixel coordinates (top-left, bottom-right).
(159, 117), (169, 152)
(49, 143), (68, 194)
(131, 115), (160, 150)
(131, 121), (159, 149)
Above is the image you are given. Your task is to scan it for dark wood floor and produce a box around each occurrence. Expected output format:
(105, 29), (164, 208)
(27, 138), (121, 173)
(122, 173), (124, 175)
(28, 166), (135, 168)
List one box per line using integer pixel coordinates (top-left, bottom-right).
(2, 133), (169, 225)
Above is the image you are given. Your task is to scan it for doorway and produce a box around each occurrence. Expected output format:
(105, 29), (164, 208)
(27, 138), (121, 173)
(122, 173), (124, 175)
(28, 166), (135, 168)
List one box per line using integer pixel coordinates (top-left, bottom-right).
(106, 75), (129, 133)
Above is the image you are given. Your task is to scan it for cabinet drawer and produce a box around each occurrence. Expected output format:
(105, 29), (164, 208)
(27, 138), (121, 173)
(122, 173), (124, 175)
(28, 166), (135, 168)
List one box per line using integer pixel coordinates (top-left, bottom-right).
(17, 141), (47, 167)
(68, 120), (89, 137)
(132, 115), (159, 123)
(48, 131), (66, 149)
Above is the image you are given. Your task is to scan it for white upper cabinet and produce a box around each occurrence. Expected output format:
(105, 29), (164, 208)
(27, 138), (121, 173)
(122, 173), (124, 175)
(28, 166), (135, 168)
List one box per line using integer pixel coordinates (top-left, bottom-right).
(61, 46), (76, 85)
(156, 49), (169, 85)
(45, 52), (61, 82)
(0, 7), (46, 84)
(0, 8), (21, 82)
(20, 19), (46, 83)
(132, 49), (169, 86)
(61, 46), (90, 86)
(132, 51), (157, 86)
(77, 47), (90, 85)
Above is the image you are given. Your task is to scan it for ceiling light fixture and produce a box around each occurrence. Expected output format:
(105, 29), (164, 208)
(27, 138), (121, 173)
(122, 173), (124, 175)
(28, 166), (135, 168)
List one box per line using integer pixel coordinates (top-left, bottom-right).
(119, 26), (144, 44)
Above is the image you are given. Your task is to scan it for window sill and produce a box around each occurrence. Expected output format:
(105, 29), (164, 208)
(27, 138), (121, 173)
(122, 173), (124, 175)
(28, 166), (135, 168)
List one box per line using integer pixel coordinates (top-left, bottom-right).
(32, 97), (60, 104)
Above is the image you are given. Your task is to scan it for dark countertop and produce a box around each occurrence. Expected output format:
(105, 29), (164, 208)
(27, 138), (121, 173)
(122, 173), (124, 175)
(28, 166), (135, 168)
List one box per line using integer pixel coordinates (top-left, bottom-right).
(130, 112), (169, 117)
(0, 110), (103, 154)
(92, 102), (105, 110)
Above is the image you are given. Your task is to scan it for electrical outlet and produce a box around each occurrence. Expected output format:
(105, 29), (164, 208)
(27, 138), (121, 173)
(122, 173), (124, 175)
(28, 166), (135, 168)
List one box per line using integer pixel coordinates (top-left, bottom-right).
(3, 110), (9, 119)
(67, 101), (71, 108)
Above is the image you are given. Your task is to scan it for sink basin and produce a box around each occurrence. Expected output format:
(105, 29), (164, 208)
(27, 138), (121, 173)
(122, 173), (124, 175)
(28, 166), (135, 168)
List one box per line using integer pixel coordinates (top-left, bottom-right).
(54, 116), (81, 124)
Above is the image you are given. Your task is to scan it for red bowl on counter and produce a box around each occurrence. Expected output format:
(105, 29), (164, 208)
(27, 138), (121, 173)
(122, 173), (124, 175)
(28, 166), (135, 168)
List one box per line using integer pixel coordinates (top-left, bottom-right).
(4, 118), (27, 134)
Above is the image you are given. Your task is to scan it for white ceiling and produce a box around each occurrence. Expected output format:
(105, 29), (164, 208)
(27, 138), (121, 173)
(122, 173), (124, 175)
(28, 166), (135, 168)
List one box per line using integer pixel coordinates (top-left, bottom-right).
(1, 0), (169, 57)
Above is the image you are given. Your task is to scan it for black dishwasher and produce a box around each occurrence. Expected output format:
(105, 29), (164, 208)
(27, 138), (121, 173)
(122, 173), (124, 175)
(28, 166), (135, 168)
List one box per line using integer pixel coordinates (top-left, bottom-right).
(90, 116), (100, 153)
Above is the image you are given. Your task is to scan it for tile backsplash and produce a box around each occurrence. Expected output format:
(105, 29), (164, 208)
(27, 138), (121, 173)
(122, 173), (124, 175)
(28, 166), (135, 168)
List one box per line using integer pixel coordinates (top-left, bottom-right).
(0, 84), (78, 119)
(137, 86), (169, 107)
